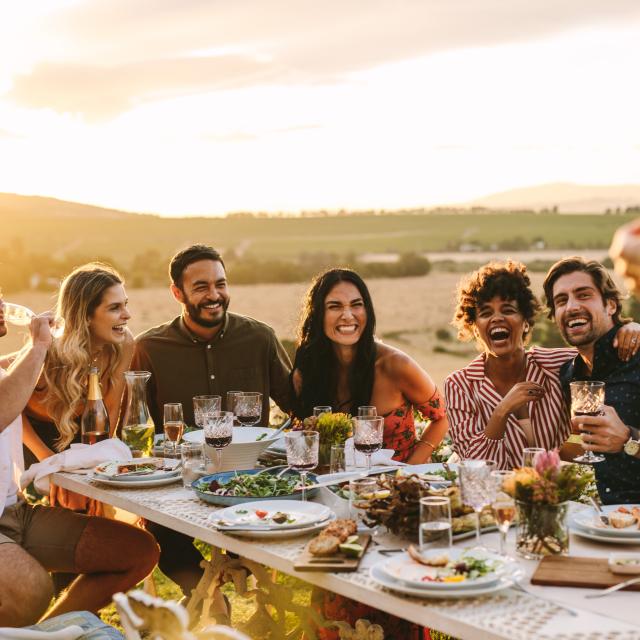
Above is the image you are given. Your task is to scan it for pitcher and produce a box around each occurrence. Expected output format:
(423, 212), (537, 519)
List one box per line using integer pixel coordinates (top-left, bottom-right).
(121, 371), (155, 457)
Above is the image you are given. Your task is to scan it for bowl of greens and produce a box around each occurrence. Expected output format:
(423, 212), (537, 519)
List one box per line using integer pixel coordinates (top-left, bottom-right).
(192, 468), (319, 505)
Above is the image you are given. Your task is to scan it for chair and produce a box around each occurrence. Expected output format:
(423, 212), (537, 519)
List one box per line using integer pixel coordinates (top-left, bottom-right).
(113, 591), (250, 640)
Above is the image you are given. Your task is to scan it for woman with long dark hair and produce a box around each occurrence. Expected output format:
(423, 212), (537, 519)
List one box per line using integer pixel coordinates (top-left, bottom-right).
(291, 268), (448, 463)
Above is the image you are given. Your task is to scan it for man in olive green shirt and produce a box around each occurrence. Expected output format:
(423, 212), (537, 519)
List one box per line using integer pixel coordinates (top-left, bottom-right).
(131, 244), (292, 597)
(132, 244), (292, 430)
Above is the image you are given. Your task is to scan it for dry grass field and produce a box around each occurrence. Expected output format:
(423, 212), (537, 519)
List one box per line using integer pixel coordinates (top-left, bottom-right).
(3, 270), (558, 388)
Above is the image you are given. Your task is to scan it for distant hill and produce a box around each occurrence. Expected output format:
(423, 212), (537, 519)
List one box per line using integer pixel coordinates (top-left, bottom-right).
(467, 182), (640, 213)
(0, 193), (138, 220)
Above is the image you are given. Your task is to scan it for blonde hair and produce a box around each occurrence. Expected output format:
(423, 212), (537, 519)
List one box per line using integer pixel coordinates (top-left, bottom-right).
(43, 263), (124, 450)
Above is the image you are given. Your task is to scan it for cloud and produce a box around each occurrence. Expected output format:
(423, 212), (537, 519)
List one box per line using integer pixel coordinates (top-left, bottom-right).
(0, 128), (22, 139)
(6, 0), (640, 119)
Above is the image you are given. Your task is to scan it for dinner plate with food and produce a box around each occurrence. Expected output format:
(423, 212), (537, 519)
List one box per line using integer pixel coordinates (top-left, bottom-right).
(90, 458), (181, 487)
(571, 504), (640, 541)
(192, 468), (318, 506)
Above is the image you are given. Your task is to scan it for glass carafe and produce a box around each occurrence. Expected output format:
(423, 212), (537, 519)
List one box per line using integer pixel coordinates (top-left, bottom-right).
(121, 371), (155, 457)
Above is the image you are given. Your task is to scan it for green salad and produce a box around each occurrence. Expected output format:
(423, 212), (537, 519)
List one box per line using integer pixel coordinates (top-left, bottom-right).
(196, 472), (312, 497)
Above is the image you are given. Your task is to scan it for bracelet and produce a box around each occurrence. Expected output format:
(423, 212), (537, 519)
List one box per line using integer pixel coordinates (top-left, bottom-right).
(417, 439), (436, 450)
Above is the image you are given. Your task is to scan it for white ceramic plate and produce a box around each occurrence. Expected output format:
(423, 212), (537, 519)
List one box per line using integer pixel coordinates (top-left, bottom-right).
(379, 548), (509, 590)
(211, 500), (332, 530)
(88, 472), (181, 488)
(571, 505), (640, 539)
(570, 527), (640, 546)
(370, 564), (519, 599)
(208, 513), (336, 538)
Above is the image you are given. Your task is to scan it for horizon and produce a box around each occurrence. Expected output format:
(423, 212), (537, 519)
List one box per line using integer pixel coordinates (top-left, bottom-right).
(1, 2), (639, 216)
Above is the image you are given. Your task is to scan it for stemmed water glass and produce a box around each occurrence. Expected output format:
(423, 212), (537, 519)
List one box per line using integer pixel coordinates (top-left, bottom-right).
(285, 430), (319, 501)
(313, 406), (332, 417)
(2, 302), (65, 338)
(353, 416), (384, 471)
(234, 392), (262, 426)
(203, 410), (234, 471)
(571, 381), (606, 464)
(163, 403), (185, 456)
(193, 395), (221, 429)
(459, 459), (497, 547)
(490, 470), (516, 556)
(357, 406), (377, 418)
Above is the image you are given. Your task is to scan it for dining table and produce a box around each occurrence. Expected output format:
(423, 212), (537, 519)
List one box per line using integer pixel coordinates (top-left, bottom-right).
(51, 469), (640, 640)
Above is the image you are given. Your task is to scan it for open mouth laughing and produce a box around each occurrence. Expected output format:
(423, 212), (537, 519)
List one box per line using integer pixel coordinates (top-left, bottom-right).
(489, 326), (510, 344)
(112, 323), (127, 335)
(335, 323), (359, 336)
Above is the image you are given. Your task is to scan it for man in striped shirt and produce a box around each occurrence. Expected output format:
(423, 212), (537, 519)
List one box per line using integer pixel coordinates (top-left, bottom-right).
(544, 257), (640, 504)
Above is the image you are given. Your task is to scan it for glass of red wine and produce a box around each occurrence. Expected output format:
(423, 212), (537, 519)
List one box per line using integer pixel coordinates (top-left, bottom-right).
(353, 416), (384, 471)
(285, 430), (319, 501)
(570, 381), (605, 464)
(204, 410), (234, 471)
(234, 392), (262, 426)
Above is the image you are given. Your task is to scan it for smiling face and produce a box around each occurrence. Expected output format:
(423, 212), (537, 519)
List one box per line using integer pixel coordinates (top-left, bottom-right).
(88, 284), (130, 348)
(323, 281), (367, 347)
(474, 296), (527, 356)
(172, 259), (230, 329)
(552, 270), (615, 347)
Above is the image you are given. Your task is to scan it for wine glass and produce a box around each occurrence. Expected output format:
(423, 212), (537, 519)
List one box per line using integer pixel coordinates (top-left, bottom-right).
(459, 459), (497, 547)
(522, 447), (545, 467)
(163, 403), (185, 456)
(234, 392), (262, 426)
(313, 406), (332, 417)
(193, 395), (221, 429)
(357, 406), (377, 417)
(490, 470), (516, 556)
(3, 302), (65, 338)
(285, 430), (319, 501)
(203, 410), (233, 471)
(353, 416), (384, 471)
(570, 381), (606, 464)
(226, 391), (243, 425)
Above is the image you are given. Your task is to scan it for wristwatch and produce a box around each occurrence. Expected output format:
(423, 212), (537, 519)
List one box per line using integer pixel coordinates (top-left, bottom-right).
(624, 435), (640, 457)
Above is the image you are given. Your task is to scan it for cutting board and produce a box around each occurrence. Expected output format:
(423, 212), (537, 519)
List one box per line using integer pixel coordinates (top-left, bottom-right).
(531, 556), (640, 591)
(294, 534), (371, 572)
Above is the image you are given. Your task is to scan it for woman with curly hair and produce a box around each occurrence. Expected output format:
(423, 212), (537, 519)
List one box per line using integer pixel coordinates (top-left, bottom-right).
(444, 260), (640, 469)
(23, 263), (133, 507)
(291, 267), (448, 463)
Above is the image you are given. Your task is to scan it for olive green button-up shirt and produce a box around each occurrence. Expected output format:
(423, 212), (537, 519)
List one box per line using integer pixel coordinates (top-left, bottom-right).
(131, 313), (292, 431)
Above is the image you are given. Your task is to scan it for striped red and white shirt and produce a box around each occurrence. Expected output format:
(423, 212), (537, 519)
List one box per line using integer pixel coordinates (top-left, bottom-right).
(444, 346), (576, 470)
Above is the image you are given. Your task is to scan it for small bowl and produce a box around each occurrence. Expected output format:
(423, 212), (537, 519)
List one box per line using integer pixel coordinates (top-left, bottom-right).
(609, 553), (640, 575)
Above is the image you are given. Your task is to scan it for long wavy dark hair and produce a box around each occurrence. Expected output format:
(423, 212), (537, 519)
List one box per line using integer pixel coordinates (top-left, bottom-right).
(291, 268), (377, 419)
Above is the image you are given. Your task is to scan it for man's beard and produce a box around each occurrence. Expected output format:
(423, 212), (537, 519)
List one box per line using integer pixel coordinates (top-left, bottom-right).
(184, 298), (229, 328)
(559, 312), (600, 347)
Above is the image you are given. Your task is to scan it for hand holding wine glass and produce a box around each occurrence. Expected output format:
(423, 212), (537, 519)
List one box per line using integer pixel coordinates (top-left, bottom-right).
(353, 416), (384, 471)
(3, 302), (65, 338)
(285, 430), (319, 501)
(570, 381), (605, 464)
(204, 411), (233, 471)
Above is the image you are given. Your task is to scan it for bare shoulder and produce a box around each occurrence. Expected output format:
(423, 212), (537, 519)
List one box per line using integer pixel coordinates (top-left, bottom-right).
(375, 342), (413, 373)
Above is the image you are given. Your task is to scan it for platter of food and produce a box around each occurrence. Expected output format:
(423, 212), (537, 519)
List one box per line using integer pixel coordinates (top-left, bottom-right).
(571, 505), (640, 541)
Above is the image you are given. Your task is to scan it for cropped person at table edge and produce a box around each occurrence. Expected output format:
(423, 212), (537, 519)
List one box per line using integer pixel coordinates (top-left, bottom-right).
(0, 295), (159, 627)
(544, 257), (640, 504)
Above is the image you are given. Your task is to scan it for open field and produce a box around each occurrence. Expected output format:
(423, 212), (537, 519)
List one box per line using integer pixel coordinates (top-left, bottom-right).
(3, 270), (578, 389)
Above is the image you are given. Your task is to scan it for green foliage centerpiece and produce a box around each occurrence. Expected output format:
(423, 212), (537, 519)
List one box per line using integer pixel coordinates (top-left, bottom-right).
(504, 450), (590, 559)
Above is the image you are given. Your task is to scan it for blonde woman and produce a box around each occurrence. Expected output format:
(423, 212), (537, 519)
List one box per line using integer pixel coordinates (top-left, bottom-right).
(23, 263), (133, 509)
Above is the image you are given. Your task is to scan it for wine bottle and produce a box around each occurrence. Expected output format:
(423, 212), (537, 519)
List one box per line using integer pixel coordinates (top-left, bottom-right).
(81, 366), (110, 445)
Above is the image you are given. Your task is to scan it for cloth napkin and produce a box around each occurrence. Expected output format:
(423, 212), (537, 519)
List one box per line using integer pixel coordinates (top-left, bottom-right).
(344, 438), (406, 468)
(0, 627), (84, 639)
(20, 439), (132, 495)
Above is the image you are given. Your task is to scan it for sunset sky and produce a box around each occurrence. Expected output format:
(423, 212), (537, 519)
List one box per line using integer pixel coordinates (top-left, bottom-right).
(1, 1), (639, 216)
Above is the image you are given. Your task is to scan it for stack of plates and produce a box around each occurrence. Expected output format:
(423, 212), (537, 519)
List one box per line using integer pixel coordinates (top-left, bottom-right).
(370, 548), (522, 599)
(208, 499), (335, 538)
(570, 505), (640, 545)
(90, 459), (181, 488)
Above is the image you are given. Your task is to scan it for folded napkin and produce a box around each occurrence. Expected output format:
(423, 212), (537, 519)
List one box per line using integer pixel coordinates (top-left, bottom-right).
(20, 439), (132, 495)
(344, 438), (406, 468)
(0, 626), (84, 639)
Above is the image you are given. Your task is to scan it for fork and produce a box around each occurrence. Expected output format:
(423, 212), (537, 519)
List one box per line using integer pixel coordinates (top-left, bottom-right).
(588, 496), (609, 526)
(584, 576), (640, 598)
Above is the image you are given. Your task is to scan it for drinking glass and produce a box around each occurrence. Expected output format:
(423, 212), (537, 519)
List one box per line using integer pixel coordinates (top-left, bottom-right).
(571, 381), (606, 464)
(491, 470), (516, 556)
(459, 459), (497, 547)
(357, 406), (377, 418)
(3, 302), (65, 338)
(234, 392), (262, 426)
(163, 403), (184, 455)
(193, 395), (221, 428)
(329, 444), (346, 474)
(285, 430), (319, 501)
(313, 406), (332, 417)
(203, 410), (233, 471)
(349, 477), (381, 537)
(522, 447), (545, 467)
(353, 416), (384, 471)
(225, 391), (243, 423)
(181, 442), (204, 489)
(419, 496), (452, 552)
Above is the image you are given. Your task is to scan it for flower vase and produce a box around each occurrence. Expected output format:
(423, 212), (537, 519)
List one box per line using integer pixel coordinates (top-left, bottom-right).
(516, 500), (570, 559)
(318, 442), (332, 472)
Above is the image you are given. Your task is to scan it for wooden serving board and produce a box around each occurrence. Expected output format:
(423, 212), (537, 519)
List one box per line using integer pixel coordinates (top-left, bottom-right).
(294, 534), (371, 572)
(531, 556), (640, 591)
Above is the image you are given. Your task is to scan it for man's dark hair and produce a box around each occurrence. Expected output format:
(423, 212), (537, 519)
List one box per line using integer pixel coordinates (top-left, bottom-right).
(543, 256), (627, 324)
(169, 245), (225, 287)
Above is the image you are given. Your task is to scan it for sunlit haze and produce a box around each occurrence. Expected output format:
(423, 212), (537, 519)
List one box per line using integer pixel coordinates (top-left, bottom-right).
(1, 1), (639, 216)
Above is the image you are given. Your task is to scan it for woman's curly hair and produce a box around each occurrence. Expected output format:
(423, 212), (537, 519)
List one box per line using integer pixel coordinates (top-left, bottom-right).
(452, 260), (540, 342)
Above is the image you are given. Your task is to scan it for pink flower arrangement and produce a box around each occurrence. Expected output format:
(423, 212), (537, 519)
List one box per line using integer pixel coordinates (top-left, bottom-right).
(534, 449), (561, 478)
